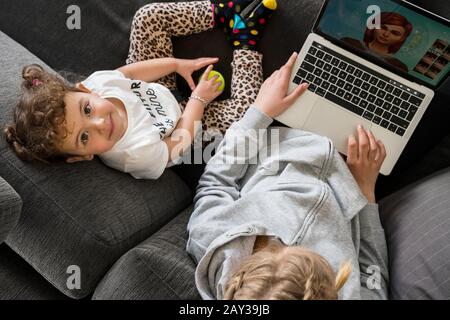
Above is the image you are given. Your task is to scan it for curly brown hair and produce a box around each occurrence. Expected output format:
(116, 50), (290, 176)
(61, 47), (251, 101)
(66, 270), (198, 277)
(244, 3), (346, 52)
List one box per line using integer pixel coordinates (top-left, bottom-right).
(3, 64), (85, 163)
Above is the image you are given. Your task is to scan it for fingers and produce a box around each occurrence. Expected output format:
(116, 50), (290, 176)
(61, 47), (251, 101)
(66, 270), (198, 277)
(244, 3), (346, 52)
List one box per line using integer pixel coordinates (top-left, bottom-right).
(186, 76), (196, 91)
(283, 52), (298, 71)
(207, 74), (223, 92)
(266, 52), (297, 82)
(357, 125), (370, 159)
(353, 125), (387, 166)
(366, 129), (378, 161)
(213, 80), (223, 91)
(197, 57), (219, 69)
(279, 52), (298, 77)
(261, 53), (303, 109)
(283, 83), (309, 105)
(347, 134), (358, 164)
(204, 74), (220, 85)
(201, 65), (214, 81)
(270, 51), (298, 80)
(376, 139), (387, 165)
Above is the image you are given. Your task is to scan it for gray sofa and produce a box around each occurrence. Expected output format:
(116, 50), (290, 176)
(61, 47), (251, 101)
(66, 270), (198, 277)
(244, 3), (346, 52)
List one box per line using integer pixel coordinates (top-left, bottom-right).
(1, 0), (450, 300)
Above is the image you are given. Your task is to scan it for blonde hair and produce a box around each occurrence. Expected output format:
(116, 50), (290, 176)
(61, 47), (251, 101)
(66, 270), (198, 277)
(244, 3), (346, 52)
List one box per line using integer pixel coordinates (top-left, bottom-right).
(224, 242), (352, 300)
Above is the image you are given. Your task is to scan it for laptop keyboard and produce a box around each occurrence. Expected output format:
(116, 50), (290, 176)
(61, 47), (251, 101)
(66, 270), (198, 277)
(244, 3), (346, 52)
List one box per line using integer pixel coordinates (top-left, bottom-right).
(293, 42), (426, 137)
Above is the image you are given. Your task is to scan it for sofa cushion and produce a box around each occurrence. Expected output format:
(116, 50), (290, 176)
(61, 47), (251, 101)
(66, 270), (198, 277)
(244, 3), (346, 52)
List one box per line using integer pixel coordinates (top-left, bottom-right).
(380, 167), (450, 299)
(0, 31), (192, 299)
(0, 244), (68, 300)
(93, 206), (200, 300)
(0, 176), (22, 244)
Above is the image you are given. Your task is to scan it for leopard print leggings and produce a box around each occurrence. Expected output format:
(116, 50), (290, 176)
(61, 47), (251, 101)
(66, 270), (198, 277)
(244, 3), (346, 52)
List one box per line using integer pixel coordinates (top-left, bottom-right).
(127, 1), (264, 138)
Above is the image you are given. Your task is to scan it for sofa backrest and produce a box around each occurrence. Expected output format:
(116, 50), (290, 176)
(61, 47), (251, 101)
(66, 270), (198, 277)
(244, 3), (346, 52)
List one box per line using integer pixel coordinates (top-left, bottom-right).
(0, 177), (22, 244)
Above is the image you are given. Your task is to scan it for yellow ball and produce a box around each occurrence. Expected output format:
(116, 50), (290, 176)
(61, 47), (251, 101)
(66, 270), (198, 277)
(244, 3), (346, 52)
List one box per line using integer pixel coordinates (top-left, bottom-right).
(200, 70), (225, 92)
(263, 0), (277, 10)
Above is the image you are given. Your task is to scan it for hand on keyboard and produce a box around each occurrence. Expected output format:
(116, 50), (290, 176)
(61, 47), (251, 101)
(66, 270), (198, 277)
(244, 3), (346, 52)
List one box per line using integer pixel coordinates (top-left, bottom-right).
(254, 52), (309, 118)
(346, 125), (387, 203)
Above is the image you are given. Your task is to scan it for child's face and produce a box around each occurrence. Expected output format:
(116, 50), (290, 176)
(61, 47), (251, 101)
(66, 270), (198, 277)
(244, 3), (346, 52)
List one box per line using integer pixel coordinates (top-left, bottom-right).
(59, 87), (127, 163)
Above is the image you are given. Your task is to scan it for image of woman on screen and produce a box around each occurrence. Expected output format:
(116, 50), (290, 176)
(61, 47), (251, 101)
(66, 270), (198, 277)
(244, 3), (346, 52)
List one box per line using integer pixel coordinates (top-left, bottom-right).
(342, 12), (413, 72)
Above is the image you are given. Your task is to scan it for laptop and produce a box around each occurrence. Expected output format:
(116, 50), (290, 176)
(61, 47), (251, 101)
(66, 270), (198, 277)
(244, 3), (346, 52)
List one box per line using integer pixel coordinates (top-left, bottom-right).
(276, 0), (450, 175)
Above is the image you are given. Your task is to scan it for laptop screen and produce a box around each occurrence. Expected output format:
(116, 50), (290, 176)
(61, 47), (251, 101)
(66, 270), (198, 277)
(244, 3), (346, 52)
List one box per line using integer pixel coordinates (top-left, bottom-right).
(316, 0), (450, 87)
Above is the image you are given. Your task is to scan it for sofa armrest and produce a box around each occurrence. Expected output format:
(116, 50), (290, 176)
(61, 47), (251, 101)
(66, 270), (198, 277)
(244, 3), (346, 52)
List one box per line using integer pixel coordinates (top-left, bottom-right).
(0, 176), (22, 244)
(380, 167), (450, 299)
(93, 205), (200, 300)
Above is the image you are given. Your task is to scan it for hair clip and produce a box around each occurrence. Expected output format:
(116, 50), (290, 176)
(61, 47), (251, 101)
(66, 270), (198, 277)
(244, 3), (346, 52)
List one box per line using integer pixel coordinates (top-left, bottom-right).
(32, 78), (43, 86)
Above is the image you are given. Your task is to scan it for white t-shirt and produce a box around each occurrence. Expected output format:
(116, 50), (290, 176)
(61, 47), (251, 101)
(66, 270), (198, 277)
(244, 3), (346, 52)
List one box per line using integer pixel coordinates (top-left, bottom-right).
(81, 70), (182, 179)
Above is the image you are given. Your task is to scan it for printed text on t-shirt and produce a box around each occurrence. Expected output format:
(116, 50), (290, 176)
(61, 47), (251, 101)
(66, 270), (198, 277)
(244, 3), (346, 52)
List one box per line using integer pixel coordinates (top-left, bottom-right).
(131, 81), (174, 139)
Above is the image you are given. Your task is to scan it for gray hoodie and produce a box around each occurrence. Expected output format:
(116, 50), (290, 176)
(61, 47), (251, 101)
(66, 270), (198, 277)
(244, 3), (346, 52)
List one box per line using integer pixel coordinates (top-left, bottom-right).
(187, 107), (389, 300)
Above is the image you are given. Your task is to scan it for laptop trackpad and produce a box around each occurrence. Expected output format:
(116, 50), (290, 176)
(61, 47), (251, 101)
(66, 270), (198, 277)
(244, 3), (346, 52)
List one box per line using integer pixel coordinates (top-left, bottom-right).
(303, 98), (373, 154)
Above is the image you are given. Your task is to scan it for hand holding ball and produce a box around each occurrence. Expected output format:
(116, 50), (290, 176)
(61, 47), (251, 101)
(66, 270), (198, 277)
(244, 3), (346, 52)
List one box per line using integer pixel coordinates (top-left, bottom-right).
(199, 70), (225, 92)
